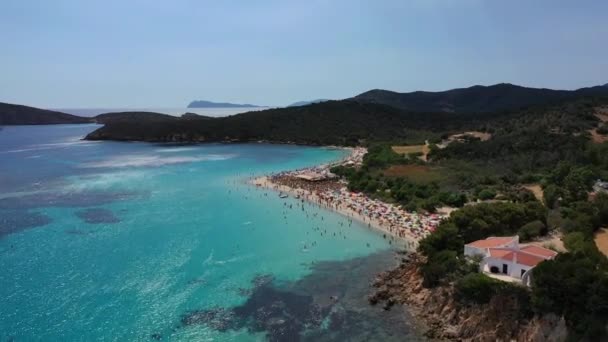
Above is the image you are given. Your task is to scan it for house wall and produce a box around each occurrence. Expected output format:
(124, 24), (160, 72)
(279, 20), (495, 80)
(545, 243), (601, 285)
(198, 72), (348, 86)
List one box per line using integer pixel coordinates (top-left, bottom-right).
(482, 257), (531, 279)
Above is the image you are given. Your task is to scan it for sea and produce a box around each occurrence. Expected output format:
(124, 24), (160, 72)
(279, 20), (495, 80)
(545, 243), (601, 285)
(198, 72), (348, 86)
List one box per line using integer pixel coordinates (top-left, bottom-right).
(0, 124), (424, 341)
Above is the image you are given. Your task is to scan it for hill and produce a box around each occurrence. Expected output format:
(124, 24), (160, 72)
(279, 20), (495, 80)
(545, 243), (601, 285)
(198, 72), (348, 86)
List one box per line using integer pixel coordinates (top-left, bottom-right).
(85, 100), (486, 144)
(85, 92), (608, 145)
(187, 100), (261, 108)
(181, 112), (214, 120)
(93, 111), (178, 124)
(0, 102), (92, 125)
(287, 99), (330, 107)
(352, 83), (608, 113)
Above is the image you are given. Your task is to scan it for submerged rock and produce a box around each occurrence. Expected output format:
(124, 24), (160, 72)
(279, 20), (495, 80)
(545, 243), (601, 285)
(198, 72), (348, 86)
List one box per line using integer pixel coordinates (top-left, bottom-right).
(0, 210), (51, 238)
(177, 251), (422, 341)
(75, 208), (120, 224)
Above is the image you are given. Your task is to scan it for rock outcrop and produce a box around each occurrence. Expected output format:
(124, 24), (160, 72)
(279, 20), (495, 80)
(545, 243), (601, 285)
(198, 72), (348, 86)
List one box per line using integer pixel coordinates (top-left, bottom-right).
(369, 254), (568, 341)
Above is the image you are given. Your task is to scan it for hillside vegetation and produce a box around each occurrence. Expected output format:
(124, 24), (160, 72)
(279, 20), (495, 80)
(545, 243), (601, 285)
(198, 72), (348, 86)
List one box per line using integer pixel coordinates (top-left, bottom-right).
(0, 102), (92, 125)
(352, 83), (608, 113)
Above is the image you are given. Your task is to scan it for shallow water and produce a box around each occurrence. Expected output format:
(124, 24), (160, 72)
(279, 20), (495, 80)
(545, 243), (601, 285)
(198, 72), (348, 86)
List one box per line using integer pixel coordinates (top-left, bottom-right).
(0, 125), (423, 341)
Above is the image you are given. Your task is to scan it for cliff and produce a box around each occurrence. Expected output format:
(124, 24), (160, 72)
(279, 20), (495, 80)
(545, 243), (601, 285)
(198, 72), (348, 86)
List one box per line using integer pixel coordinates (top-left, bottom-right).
(369, 255), (568, 341)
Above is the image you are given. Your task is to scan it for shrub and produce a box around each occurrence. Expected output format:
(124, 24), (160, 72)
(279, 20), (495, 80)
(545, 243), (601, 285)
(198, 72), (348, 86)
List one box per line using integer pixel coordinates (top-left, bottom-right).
(518, 220), (546, 241)
(478, 188), (497, 200)
(420, 250), (461, 287)
(455, 273), (500, 304)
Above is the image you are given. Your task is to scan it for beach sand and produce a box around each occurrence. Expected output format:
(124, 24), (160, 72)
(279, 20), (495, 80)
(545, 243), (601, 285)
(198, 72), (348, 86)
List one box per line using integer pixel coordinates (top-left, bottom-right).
(252, 176), (422, 250)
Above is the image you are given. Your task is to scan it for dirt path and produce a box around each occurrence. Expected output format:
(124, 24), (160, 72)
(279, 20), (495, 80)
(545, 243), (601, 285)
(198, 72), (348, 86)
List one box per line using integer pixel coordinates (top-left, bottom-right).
(525, 232), (566, 252)
(523, 184), (544, 203)
(590, 128), (608, 143)
(595, 228), (608, 257)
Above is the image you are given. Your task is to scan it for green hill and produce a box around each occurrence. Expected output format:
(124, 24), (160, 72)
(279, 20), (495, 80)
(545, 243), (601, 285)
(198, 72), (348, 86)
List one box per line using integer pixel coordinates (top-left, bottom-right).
(352, 83), (608, 113)
(0, 102), (92, 125)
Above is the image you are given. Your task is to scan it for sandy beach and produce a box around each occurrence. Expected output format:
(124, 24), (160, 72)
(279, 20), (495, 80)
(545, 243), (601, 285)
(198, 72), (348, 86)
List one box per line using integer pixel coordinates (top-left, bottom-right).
(250, 148), (445, 250)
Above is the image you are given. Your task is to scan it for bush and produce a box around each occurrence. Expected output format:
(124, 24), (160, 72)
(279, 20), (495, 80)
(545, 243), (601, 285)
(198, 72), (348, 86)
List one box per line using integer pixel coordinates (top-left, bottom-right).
(597, 124), (608, 135)
(455, 273), (500, 304)
(478, 188), (497, 200)
(455, 273), (531, 312)
(543, 184), (562, 208)
(532, 253), (608, 340)
(420, 250), (461, 287)
(518, 220), (546, 241)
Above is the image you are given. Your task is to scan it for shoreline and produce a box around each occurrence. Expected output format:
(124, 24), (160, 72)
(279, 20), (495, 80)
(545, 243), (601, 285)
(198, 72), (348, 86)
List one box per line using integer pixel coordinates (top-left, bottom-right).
(251, 176), (418, 249)
(249, 147), (445, 250)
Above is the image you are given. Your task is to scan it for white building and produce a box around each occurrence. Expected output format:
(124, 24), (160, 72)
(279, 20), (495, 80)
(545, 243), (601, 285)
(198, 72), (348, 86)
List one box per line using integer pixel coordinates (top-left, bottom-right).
(464, 236), (558, 286)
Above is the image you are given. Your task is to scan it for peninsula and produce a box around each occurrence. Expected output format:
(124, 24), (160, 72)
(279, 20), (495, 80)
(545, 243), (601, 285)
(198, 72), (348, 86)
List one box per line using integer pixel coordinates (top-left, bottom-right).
(0, 102), (92, 125)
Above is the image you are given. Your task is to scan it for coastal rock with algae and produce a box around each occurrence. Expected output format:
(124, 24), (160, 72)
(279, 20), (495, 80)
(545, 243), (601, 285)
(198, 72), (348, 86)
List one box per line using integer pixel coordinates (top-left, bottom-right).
(368, 254), (568, 342)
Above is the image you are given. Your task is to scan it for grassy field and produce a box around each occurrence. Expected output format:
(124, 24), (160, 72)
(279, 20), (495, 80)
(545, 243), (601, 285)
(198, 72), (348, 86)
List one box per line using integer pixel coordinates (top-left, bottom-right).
(392, 144), (430, 161)
(392, 145), (425, 154)
(383, 164), (442, 183)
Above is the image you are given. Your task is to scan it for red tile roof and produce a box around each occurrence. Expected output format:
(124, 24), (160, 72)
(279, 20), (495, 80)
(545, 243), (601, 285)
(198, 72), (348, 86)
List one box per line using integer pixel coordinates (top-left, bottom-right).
(488, 248), (513, 259)
(490, 249), (546, 267)
(466, 236), (516, 248)
(520, 245), (558, 259)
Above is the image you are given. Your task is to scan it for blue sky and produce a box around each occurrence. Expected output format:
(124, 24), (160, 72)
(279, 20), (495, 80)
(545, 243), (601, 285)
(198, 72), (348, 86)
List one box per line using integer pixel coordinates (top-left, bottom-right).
(1, 0), (607, 108)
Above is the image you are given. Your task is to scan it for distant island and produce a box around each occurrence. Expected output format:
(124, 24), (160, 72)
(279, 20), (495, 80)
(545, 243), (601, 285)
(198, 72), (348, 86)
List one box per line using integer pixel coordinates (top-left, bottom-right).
(187, 100), (262, 108)
(287, 99), (330, 107)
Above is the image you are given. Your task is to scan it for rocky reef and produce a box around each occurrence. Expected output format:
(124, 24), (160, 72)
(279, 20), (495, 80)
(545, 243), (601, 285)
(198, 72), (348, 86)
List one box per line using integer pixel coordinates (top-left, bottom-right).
(368, 254), (568, 341)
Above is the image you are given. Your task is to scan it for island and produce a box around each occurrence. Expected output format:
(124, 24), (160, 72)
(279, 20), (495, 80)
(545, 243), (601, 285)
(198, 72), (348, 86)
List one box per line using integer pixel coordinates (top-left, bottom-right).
(186, 100), (262, 108)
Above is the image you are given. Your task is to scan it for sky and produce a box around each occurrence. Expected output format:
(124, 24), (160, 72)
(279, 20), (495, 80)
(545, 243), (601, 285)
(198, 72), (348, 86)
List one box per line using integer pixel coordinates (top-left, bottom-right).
(1, 0), (607, 108)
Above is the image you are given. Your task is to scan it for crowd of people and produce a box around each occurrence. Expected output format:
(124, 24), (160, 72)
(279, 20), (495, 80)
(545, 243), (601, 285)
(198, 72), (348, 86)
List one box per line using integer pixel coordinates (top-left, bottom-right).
(260, 147), (446, 245)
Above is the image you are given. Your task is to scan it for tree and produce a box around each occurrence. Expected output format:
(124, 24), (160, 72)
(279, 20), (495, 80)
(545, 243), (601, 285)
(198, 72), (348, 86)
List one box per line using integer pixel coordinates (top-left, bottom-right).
(518, 220), (546, 241)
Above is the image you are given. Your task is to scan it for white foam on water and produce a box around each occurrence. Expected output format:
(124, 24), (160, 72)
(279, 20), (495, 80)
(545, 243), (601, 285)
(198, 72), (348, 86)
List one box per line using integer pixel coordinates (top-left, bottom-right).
(209, 253), (254, 266)
(155, 147), (198, 153)
(64, 170), (151, 191)
(2, 137), (100, 153)
(79, 153), (236, 168)
(202, 250), (214, 265)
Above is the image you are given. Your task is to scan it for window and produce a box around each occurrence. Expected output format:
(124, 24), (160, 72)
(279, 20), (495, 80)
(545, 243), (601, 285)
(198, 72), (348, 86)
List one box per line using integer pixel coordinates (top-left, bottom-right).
(502, 264), (508, 274)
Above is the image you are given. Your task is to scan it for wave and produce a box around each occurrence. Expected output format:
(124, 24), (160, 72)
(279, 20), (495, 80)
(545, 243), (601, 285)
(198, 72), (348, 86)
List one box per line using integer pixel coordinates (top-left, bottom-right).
(206, 253), (254, 266)
(79, 154), (236, 168)
(155, 147), (198, 153)
(64, 170), (150, 191)
(2, 138), (100, 154)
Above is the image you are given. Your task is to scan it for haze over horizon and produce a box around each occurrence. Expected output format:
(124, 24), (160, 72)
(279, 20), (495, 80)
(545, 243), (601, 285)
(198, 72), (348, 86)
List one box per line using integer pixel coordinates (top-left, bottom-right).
(1, 0), (607, 108)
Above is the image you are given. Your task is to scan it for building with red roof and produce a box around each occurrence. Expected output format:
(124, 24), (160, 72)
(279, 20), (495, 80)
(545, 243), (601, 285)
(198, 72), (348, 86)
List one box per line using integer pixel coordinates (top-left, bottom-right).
(464, 236), (558, 286)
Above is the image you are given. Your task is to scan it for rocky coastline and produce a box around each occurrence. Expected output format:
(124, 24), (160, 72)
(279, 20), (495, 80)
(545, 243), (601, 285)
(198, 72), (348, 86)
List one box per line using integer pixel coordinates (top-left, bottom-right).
(368, 254), (568, 342)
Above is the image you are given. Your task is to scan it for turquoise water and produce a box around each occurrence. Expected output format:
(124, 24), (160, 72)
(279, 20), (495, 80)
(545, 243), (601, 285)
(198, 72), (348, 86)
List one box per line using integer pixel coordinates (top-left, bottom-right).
(0, 125), (419, 341)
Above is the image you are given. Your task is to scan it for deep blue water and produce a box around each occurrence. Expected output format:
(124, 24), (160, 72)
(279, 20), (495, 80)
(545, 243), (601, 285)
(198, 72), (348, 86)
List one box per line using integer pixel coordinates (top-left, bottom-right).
(0, 125), (422, 341)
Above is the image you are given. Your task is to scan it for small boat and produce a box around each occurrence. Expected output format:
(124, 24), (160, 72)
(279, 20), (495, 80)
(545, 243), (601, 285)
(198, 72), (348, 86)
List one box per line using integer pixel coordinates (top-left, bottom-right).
(279, 192), (289, 199)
